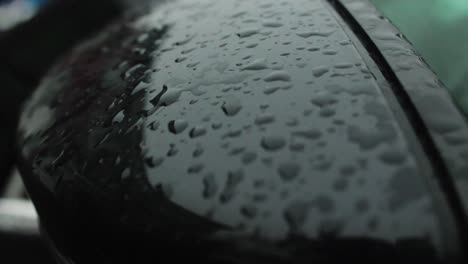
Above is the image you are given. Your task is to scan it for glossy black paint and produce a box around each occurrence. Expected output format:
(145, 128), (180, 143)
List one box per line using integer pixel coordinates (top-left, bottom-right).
(15, 0), (468, 263)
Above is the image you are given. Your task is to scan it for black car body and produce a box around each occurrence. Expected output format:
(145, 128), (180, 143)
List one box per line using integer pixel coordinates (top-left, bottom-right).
(7, 0), (468, 263)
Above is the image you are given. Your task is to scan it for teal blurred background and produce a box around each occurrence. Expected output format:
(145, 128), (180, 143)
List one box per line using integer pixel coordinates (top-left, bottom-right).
(370, 0), (468, 115)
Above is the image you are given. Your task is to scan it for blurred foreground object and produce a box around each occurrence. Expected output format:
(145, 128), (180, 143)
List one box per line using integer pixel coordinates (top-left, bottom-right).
(0, 0), (123, 192)
(0, 171), (52, 263)
(0, 1), (123, 261)
(0, 0), (46, 31)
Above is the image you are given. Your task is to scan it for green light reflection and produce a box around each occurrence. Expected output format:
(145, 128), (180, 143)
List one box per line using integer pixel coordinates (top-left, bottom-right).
(370, 0), (468, 114)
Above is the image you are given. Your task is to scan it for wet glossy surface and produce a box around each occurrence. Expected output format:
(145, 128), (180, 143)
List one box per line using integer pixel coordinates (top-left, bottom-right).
(15, 0), (465, 262)
(339, 0), (468, 245)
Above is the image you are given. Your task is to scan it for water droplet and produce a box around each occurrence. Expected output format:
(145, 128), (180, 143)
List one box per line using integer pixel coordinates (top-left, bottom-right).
(203, 173), (218, 199)
(148, 121), (159, 131)
(188, 163), (204, 174)
(168, 119), (188, 134)
(368, 217), (379, 231)
(253, 193), (267, 202)
(212, 122), (223, 130)
(261, 157), (273, 166)
(360, 66), (370, 74)
(364, 101), (390, 121)
(312, 66), (329, 77)
(193, 146), (204, 158)
(322, 49), (337, 55)
(124, 64), (145, 80)
(181, 47), (197, 54)
(231, 11), (248, 18)
(121, 168), (131, 179)
(237, 28), (260, 38)
(112, 110), (125, 123)
(278, 162), (300, 181)
(319, 107), (336, 117)
(379, 149), (407, 165)
(137, 33), (149, 43)
(175, 57), (187, 63)
(284, 200), (310, 232)
(289, 141), (305, 152)
(308, 47), (320, 52)
(355, 198), (370, 214)
(347, 123), (397, 150)
(222, 96), (242, 116)
(263, 86), (280, 95)
(334, 63), (353, 69)
(241, 58), (268, 71)
(223, 129), (243, 138)
(259, 3), (273, 8)
(220, 170), (244, 203)
(132, 81), (150, 95)
(255, 113), (275, 125)
(167, 144), (179, 157)
(261, 135), (286, 151)
(444, 133), (468, 145)
(173, 34), (195, 46)
(262, 21), (283, 28)
(339, 40), (350, 46)
(296, 30), (335, 38)
(285, 118), (299, 127)
(311, 93), (338, 107)
(292, 129), (322, 140)
(333, 177), (348, 191)
(240, 205), (258, 219)
(145, 156), (164, 168)
(264, 70), (291, 82)
(340, 165), (356, 176)
(241, 152), (257, 164)
(426, 114), (460, 134)
(187, 62), (200, 68)
(314, 195), (335, 214)
(296, 62), (307, 68)
(189, 126), (207, 138)
(150, 85), (180, 107)
(388, 167), (424, 212)
(260, 104), (270, 110)
(159, 89), (182, 106)
(161, 183), (173, 198)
